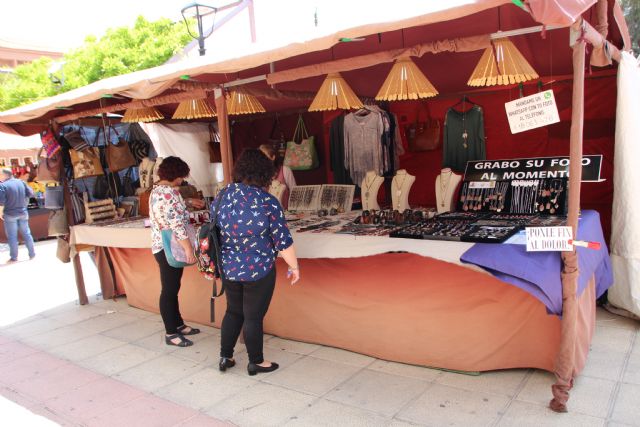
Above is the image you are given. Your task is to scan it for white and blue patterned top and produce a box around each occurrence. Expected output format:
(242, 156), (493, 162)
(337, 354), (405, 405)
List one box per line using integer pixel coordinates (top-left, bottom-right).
(210, 183), (293, 281)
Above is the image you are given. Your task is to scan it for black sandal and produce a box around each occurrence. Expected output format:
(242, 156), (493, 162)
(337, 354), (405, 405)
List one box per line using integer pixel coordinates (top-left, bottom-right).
(165, 333), (193, 347)
(177, 325), (201, 336)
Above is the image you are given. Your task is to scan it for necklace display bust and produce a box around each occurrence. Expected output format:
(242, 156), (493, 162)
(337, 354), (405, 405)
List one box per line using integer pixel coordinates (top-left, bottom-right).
(391, 169), (415, 211)
(269, 179), (286, 206)
(361, 171), (384, 210)
(435, 168), (462, 213)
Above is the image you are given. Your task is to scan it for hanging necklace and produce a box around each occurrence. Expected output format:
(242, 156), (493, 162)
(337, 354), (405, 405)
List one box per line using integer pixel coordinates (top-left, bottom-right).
(363, 174), (377, 200)
(438, 171), (452, 208)
(394, 173), (408, 209)
(461, 99), (469, 149)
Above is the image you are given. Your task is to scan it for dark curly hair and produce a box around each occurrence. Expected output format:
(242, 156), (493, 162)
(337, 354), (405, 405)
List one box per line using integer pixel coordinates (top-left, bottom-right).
(233, 148), (275, 188)
(157, 156), (190, 181)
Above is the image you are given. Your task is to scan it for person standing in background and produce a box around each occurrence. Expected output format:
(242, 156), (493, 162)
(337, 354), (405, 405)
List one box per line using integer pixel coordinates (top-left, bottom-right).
(0, 168), (35, 263)
(259, 144), (296, 209)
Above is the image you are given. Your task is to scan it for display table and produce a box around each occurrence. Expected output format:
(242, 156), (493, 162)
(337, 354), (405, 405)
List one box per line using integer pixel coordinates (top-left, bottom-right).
(0, 208), (50, 243)
(70, 212), (610, 373)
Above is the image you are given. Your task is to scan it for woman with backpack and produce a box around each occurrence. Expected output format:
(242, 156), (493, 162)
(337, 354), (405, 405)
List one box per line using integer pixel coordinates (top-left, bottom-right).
(211, 149), (300, 376)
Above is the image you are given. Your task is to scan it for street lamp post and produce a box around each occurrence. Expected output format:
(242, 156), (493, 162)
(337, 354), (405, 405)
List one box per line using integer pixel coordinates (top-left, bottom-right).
(181, 2), (218, 56)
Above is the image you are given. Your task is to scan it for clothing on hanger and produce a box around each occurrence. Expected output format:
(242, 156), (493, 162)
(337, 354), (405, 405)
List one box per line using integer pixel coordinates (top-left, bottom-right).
(443, 97), (486, 173)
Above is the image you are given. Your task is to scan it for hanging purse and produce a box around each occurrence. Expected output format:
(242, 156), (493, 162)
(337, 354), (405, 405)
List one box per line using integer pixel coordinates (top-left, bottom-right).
(44, 185), (64, 210)
(36, 147), (61, 183)
(40, 128), (61, 158)
(70, 147), (104, 178)
(56, 236), (71, 263)
(127, 124), (151, 163)
(405, 103), (441, 152)
(208, 123), (222, 163)
(283, 115), (319, 170)
(121, 168), (138, 197)
(48, 209), (69, 236)
(63, 128), (90, 152)
(106, 126), (136, 172)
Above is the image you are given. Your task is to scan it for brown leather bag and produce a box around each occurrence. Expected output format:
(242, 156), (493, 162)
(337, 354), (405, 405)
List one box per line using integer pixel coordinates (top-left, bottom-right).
(36, 147), (62, 182)
(70, 147), (104, 178)
(139, 188), (152, 217)
(405, 104), (441, 152)
(106, 127), (136, 172)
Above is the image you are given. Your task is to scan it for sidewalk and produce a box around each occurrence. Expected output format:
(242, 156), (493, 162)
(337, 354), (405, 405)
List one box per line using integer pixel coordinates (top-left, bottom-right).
(1, 240), (639, 426)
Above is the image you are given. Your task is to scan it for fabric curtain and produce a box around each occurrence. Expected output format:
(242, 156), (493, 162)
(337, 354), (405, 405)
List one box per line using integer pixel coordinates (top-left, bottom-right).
(140, 122), (224, 197)
(608, 52), (640, 318)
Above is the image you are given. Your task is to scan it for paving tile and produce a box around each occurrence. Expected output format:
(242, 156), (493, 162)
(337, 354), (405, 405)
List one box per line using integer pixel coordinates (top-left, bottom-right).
(205, 382), (315, 426)
(610, 383), (640, 426)
(368, 359), (442, 382)
(388, 420), (424, 427)
(2, 317), (67, 339)
(0, 351), (70, 386)
(13, 364), (102, 401)
(622, 350), (640, 385)
(397, 383), (509, 426)
(325, 369), (428, 417)
(171, 335), (221, 366)
(86, 394), (198, 427)
(39, 302), (81, 318)
(590, 326), (635, 354)
(78, 343), (161, 376)
(48, 334), (127, 362)
(285, 398), (391, 426)
(113, 354), (204, 392)
(45, 377), (145, 422)
(132, 333), (181, 354)
(154, 367), (256, 410)
(0, 384), (38, 409)
(0, 340), (40, 365)
(22, 325), (96, 350)
(0, 314), (47, 328)
(22, 404), (80, 427)
(498, 400), (605, 427)
(265, 336), (321, 355)
(606, 423), (636, 427)
(48, 305), (109, 325)
(227, 346), (300, 379)
(175, 413), (232, 427)
(582, 348), (628, 381)
(75, 312), (139, 334)
(101, 318), (165, 342)
(595, 308), (640, 331)
(435, 369), (528, 398)
(309, 346), (376, 367)
(263, 355), (361, 396)
(517, 371), (615, 418)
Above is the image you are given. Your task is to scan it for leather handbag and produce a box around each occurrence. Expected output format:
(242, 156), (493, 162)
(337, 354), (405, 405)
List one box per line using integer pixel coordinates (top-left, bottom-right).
(284, 115), (319, 170)
(36, 147), (61, 183)
(40, 128), (61, 158)
(44, 185), (64, 210)
(405, 103), (441, 152)
(208, 123), (222, 163)
(70, 147), (104, 178)
(127, 124), (151, 163)
(139, 188), (152, 217)
(64, 128), (90, 152)
(121, 168), (137, 197)
(106, 126), (136, 172)
(48, 209), (69, 236)
(56, 236), (71, 263)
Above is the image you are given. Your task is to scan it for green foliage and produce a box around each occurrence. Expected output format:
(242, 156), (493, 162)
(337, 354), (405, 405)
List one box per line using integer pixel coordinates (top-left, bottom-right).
(621, 0), (640, 54)
(0, 16), (192, 112)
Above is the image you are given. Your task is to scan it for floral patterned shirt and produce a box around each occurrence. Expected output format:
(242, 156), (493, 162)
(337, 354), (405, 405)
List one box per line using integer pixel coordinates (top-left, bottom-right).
(150, 185), (190, 254)
(211, 183), (293, 281)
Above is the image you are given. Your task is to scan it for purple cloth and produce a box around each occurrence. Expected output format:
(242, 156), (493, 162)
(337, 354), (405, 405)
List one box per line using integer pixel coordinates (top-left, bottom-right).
(460, 210), (613, 316)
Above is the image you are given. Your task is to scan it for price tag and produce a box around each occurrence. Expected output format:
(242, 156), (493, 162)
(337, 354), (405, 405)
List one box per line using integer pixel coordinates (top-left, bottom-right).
(468, 181), (496, 189)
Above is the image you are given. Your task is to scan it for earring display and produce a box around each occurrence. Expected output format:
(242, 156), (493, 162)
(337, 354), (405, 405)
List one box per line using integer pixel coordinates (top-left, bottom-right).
(319, 184), (355, 213)
(288, 185), (322, 212)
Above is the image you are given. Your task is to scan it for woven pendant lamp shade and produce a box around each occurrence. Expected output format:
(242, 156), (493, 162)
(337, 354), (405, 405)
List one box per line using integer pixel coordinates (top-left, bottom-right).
(467, 38), (538, 87)
(226, 90), (266, 115)
(375, 58), (439, 101)
(308, 73), (363, 112)
(172, 98), (217, 120)
(121, 106), (164, 123)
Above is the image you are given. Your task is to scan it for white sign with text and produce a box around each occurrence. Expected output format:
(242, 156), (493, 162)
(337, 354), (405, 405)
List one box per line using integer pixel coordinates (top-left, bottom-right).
(505, 90), (560, 134)
(526, 226), (573, 252)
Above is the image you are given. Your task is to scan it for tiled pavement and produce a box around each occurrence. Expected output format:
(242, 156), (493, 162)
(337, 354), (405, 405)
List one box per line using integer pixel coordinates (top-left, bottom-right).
(0, 241), (639, 426)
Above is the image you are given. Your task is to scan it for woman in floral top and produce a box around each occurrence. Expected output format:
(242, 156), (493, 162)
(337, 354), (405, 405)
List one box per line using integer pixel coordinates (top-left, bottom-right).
(150, 156), (205, 347)
(212, 149), (299, 376)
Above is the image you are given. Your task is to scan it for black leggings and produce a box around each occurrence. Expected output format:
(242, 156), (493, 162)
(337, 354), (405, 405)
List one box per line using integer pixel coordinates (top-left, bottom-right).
(153, 251), (185, 334)
(220, 268), (276, 364)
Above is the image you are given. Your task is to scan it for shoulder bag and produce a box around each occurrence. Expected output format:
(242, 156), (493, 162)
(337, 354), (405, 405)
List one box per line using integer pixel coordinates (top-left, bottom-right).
(106, 126), (137, 172)
(70, 147), (104, 178)
(283, 115), (319, 170)
(36, 147), (61, 183)
(64, 128), (90, 152)
(161, 224), (197, 268)
(405, 103), (441, 152)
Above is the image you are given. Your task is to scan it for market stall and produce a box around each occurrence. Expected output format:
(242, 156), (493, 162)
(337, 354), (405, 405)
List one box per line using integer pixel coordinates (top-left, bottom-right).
(0, 0), (632, 411)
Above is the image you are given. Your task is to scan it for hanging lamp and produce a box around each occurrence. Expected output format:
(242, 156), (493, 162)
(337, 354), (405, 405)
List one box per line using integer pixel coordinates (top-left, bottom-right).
(375, 58), (439, 101)
(308, 73), (363, 112)
(172, 98), (217, 120)
(467, 38), (538, 87)
(226, 89), (266, 115)
(121, 106), (164, 123)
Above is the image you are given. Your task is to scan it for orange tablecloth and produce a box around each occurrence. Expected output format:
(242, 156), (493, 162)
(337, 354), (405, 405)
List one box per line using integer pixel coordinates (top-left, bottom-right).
(107, 248), (597, 372)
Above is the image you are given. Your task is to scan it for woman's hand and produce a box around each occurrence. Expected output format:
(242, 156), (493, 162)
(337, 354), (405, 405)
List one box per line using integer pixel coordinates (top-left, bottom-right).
(184, 251), (196, 264)
(187, 198), (205, 209)
(287, 267), (300, 285)
(178, 238), (196, 264)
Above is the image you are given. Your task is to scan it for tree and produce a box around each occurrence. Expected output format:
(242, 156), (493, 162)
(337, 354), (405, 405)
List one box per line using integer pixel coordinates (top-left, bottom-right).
(0, 16), (192, 112)
(621, 0), (640, 54)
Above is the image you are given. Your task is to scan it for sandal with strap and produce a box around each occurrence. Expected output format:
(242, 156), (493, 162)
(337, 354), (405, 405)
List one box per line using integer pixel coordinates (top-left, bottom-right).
(165, 333), (193, 347)
(177, 324), (201, 336)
